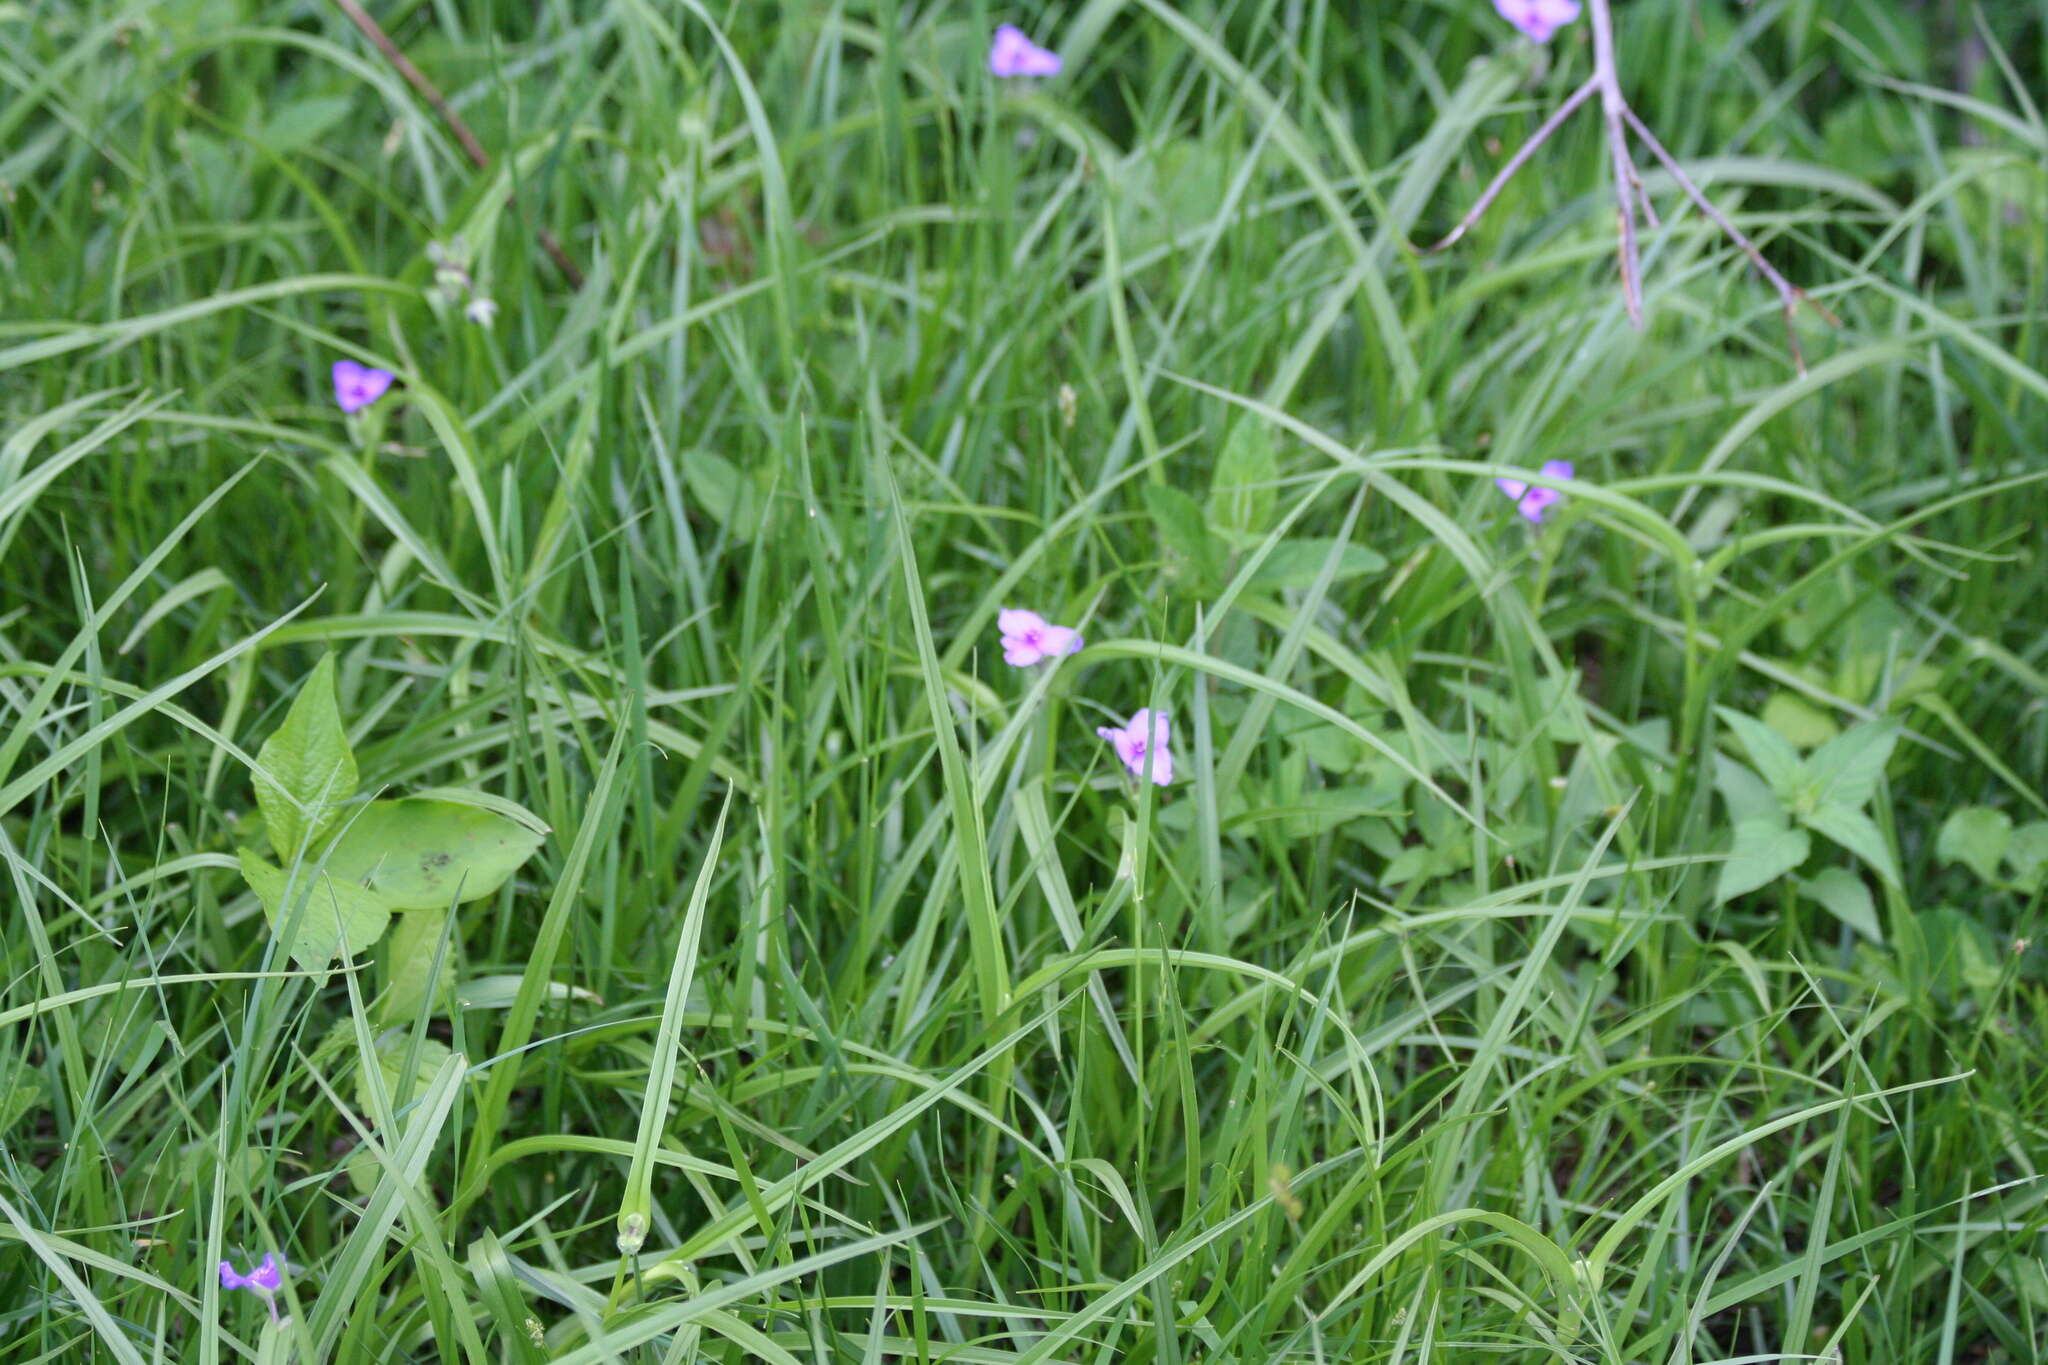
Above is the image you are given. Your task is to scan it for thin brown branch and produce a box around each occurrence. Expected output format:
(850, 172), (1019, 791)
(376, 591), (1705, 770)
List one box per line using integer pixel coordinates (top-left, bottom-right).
(1587, 0), (1642, 328)
(1626, 150), (1659, 230)
(1426, 76), (1598, 253)
(1621, 104), (1839, 371)
(332, 0), (584, 289)
(1437, 0), (1833, 371)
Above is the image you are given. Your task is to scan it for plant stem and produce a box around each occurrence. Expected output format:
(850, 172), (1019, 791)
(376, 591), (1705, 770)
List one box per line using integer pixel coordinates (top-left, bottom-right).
(331, 0), (585, 288)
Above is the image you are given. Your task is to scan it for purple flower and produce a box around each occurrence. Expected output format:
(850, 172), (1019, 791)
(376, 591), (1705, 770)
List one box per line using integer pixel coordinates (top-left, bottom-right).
(1492, 0), (1581, 42)
(1495, 460), (1574, 523)
(989, 24), (1061, 78)
(219, 1253), (284, 1324)
(1097, 708), (1174, 786)
(998, 608), (1083, 666)
(331, 360), (395, 414)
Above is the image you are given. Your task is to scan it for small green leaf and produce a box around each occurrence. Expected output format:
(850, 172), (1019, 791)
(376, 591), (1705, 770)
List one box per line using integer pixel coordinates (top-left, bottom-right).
(1144, 484), (1221, 591)
(1936, 806), (2011, 885)
(380, 907), (457, 1025)
(1289, 723), (1364, 773)
(1715, 707), (1806, 798)
(1802, 867), (1882, 942)
(1802, 803), (1901, 888)
(1712, 754), (1781, 827)
(1230, 788), (1403, 840)
(1912, 908), (2003, 999)
(2007, 822), (2048, 893)
(1762, 692), (1839, 749)
(252, 96), (354, 153)
(323, 799), (546, 910)
(1206, 419), (1277, 535)
(356, 1031), (454, 1117)
(0, 1073), (46, 1131)
(1717, 818), (1810, 903)
(1807, 721), (1900, 811)
(253, 655), (358, 860)
(238, 849), (391, 971)
(1247, 539), (1388, 591)
(682, 451), (764, 540)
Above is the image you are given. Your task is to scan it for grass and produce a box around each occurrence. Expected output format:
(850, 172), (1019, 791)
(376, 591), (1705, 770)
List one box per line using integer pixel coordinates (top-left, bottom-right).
(3, 0), (2047, 1361)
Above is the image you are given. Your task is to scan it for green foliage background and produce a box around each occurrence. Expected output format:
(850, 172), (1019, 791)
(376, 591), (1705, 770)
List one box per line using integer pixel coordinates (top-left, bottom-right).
(2, 0), (2046, 1360)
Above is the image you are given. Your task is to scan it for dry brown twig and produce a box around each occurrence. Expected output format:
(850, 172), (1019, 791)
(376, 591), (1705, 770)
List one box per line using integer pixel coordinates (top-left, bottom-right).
(332, 0), (585, 289)
(1431, 0), (1836, 371)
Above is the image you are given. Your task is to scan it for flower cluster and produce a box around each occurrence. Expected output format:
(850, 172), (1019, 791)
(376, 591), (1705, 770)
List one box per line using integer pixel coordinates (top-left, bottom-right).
(995, 608), (1174, 787)
(240, 9), (1603, 1318)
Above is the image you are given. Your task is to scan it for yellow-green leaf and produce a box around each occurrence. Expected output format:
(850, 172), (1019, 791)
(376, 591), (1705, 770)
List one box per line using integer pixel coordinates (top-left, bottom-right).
(238, 849), (391, 971)
(253, 655), (357, 860)
(323, 799), (546, 910)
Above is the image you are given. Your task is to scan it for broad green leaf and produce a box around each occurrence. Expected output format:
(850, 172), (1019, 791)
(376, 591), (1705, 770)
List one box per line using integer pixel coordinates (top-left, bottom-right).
(1807, 721), (1900, 811)
(380, 907), (456, 1025)
(1145, 483), (1221, 591)
(1247, 539), (1388, 591)
(254, 655), (358, 860)
(238, 849), (391, 971)
(1715, 708), (1806, 799)
(2008, 822), (2048, 892)
(1762, 691), (1839, 749)
(1802, 804), (1901, 888)
(323, 799), (546, 910)
(1801, 867), (1882, 942)
(1936, 806), (2011, 884)
(1206, 419), (1277, 535)
(1716, 819), (1810, 903)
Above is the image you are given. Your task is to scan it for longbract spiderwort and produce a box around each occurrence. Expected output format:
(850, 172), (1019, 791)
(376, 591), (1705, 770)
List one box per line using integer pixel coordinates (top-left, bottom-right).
(1098, 708), (1174, 786)
(998, 608), (1083, 666)
(219, 1253), (284, 1323)
(1496, 460), (1574, 523)
(989, 24), (1061, 78)
(1493, 0), (1581, 43)
(331, 360), (395, 414)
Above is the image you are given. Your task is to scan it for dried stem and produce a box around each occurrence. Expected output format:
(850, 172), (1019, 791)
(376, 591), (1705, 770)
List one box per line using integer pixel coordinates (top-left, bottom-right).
(1437, 0), (1834, 370)
(1428, 76), (1596, 252)
(1621, 103), (1839, 369)
(1585, 0), (1642, 327)
(332, 0), (584, 289)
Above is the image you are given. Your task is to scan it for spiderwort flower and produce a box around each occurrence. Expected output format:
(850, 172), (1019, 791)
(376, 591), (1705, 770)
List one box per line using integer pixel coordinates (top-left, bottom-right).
(219, 1253), (284, 1324)
(1097, 709), (1174, 786)
(1492, 0), (1581, 43)
(989, 24), (1061, 78)
(998, 608), (1083, 666)
(465, 296), (498, 328)
(331, 360), (395, 415)
(1495, 460), (1574, 523)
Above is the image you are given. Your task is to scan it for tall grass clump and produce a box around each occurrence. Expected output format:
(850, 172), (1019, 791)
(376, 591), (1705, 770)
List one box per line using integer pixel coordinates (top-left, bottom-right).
(3, 1), (2046, 1361)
